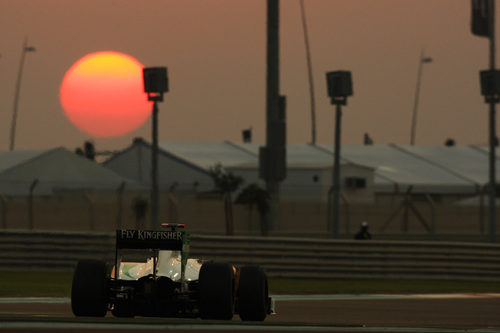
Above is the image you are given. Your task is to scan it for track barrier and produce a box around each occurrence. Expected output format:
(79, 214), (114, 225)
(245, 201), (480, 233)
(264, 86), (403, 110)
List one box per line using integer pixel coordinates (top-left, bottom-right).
(0, 230), (499, 281)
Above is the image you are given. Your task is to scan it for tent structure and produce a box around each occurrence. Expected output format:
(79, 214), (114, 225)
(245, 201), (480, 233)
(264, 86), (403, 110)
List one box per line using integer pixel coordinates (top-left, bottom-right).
(0, 147), (145, 196)
(394, 145), (494, 187)
(226, 142), (374, 202)
(317, 144), (482, 195)
(104, 140), (375, 203)
(103, 139), (215, 193)
(104, 139), (495, 202)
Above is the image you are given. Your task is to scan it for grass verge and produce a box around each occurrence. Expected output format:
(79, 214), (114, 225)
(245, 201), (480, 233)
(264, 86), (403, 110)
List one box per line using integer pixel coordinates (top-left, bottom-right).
(269, 278), (500, 295)
(0, 271), (73, 297)
(1, 271), (499, 297)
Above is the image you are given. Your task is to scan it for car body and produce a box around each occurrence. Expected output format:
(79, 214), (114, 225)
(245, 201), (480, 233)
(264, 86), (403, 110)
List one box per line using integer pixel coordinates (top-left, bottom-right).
(71, 224), (274, 321)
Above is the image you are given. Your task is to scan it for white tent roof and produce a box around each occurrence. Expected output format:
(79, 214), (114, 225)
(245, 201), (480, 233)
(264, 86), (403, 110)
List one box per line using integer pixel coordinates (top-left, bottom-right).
(157, 142), (363, 172)
(318, 144), (478, 194)
(158, 142), (256, 170)
(228, 142), (355, 168)
(393, 145), (495, 186)
(470, 145), (500, 159)
(106, 141), (491, 195)
(0, 147), (145, 195)
(0, 150), (49, 173)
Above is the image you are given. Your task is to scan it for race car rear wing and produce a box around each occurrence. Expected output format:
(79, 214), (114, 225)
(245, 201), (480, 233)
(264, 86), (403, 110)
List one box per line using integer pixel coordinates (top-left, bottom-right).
(114, 226), (190, 286)
(116, 229), (183, 250)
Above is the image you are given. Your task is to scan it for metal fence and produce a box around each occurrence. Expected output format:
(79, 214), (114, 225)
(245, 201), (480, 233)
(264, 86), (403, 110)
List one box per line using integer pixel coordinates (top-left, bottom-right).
(0, 191), (494, 240)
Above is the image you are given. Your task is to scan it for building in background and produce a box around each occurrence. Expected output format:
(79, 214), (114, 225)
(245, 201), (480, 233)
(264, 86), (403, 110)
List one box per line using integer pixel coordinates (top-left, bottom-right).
(0, 147), (144, 196)
(103, 139), (496, 204)
(0, 141), (496, 235)
(103, 139), (376, 204)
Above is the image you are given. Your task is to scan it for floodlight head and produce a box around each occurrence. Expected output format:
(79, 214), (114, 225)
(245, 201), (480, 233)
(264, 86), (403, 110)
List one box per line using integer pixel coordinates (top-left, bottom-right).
(143, 67), (168, 102)
(326, 70), (353, 105)
(480, 69), (500, 103)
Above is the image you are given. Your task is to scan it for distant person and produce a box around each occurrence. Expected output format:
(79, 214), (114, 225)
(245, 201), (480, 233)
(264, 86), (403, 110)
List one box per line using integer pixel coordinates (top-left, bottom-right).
(354, 221), (372, 240)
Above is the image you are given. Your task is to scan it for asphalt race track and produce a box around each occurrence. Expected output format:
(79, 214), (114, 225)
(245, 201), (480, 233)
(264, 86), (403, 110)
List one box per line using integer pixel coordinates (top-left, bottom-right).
(0, 294), (499, 332)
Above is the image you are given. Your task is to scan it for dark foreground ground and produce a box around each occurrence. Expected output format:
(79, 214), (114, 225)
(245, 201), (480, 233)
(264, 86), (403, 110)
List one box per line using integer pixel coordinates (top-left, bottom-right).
(0, 295), (499, 332)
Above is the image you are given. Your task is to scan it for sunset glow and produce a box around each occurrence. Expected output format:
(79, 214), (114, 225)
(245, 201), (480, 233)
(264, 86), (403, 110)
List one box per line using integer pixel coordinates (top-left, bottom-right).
(59, 51), (152, 138)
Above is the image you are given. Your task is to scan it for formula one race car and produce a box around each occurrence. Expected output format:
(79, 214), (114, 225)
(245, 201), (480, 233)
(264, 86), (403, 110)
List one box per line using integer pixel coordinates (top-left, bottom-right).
(71, 224), (273, 321)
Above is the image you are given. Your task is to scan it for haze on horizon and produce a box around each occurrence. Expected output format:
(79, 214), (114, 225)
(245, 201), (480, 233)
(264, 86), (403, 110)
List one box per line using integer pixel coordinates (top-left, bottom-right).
(0, 0), (495, 153)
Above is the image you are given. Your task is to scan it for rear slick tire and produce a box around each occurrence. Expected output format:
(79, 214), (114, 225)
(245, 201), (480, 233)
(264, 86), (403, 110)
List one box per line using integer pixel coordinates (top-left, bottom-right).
(199, 262), (234, 320)
(237, 265), (268, 321)
(71, 260), (108, 317)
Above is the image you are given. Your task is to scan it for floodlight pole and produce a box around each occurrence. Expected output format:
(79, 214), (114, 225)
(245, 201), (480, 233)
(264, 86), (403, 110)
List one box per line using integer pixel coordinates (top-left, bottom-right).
(143, 67), (168, 231)
(10, 37), (35, 151)
(151, 101), (159, 230)
(488, 0), (496, 243)
(299, 0), (316, 145)
(326, 70), (353, 238)
(410, 49), (432, 146)
(332, 103), (342, 238)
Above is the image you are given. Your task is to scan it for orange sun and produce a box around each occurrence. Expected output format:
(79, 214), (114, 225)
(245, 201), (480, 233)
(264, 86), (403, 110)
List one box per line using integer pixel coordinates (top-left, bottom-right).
(60, 51), (152, 138)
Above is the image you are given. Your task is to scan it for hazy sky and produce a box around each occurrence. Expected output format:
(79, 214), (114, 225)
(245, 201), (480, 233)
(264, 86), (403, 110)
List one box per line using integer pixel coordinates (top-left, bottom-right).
(0, 0), (495, 152)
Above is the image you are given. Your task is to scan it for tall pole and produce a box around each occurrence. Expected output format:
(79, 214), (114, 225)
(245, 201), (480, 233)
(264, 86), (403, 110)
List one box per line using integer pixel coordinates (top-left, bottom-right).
(299, 0), (316, 145)
(10, 37), (34, 151)
(410, 49), (424, 146)
(143, 67), (168, 231)
(151, 101), (159, 230)
(265, 0), (280, 232)
(488, 0), (496, 242)
(332, 103), (342, 238)
(410, 49), (432, 146)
